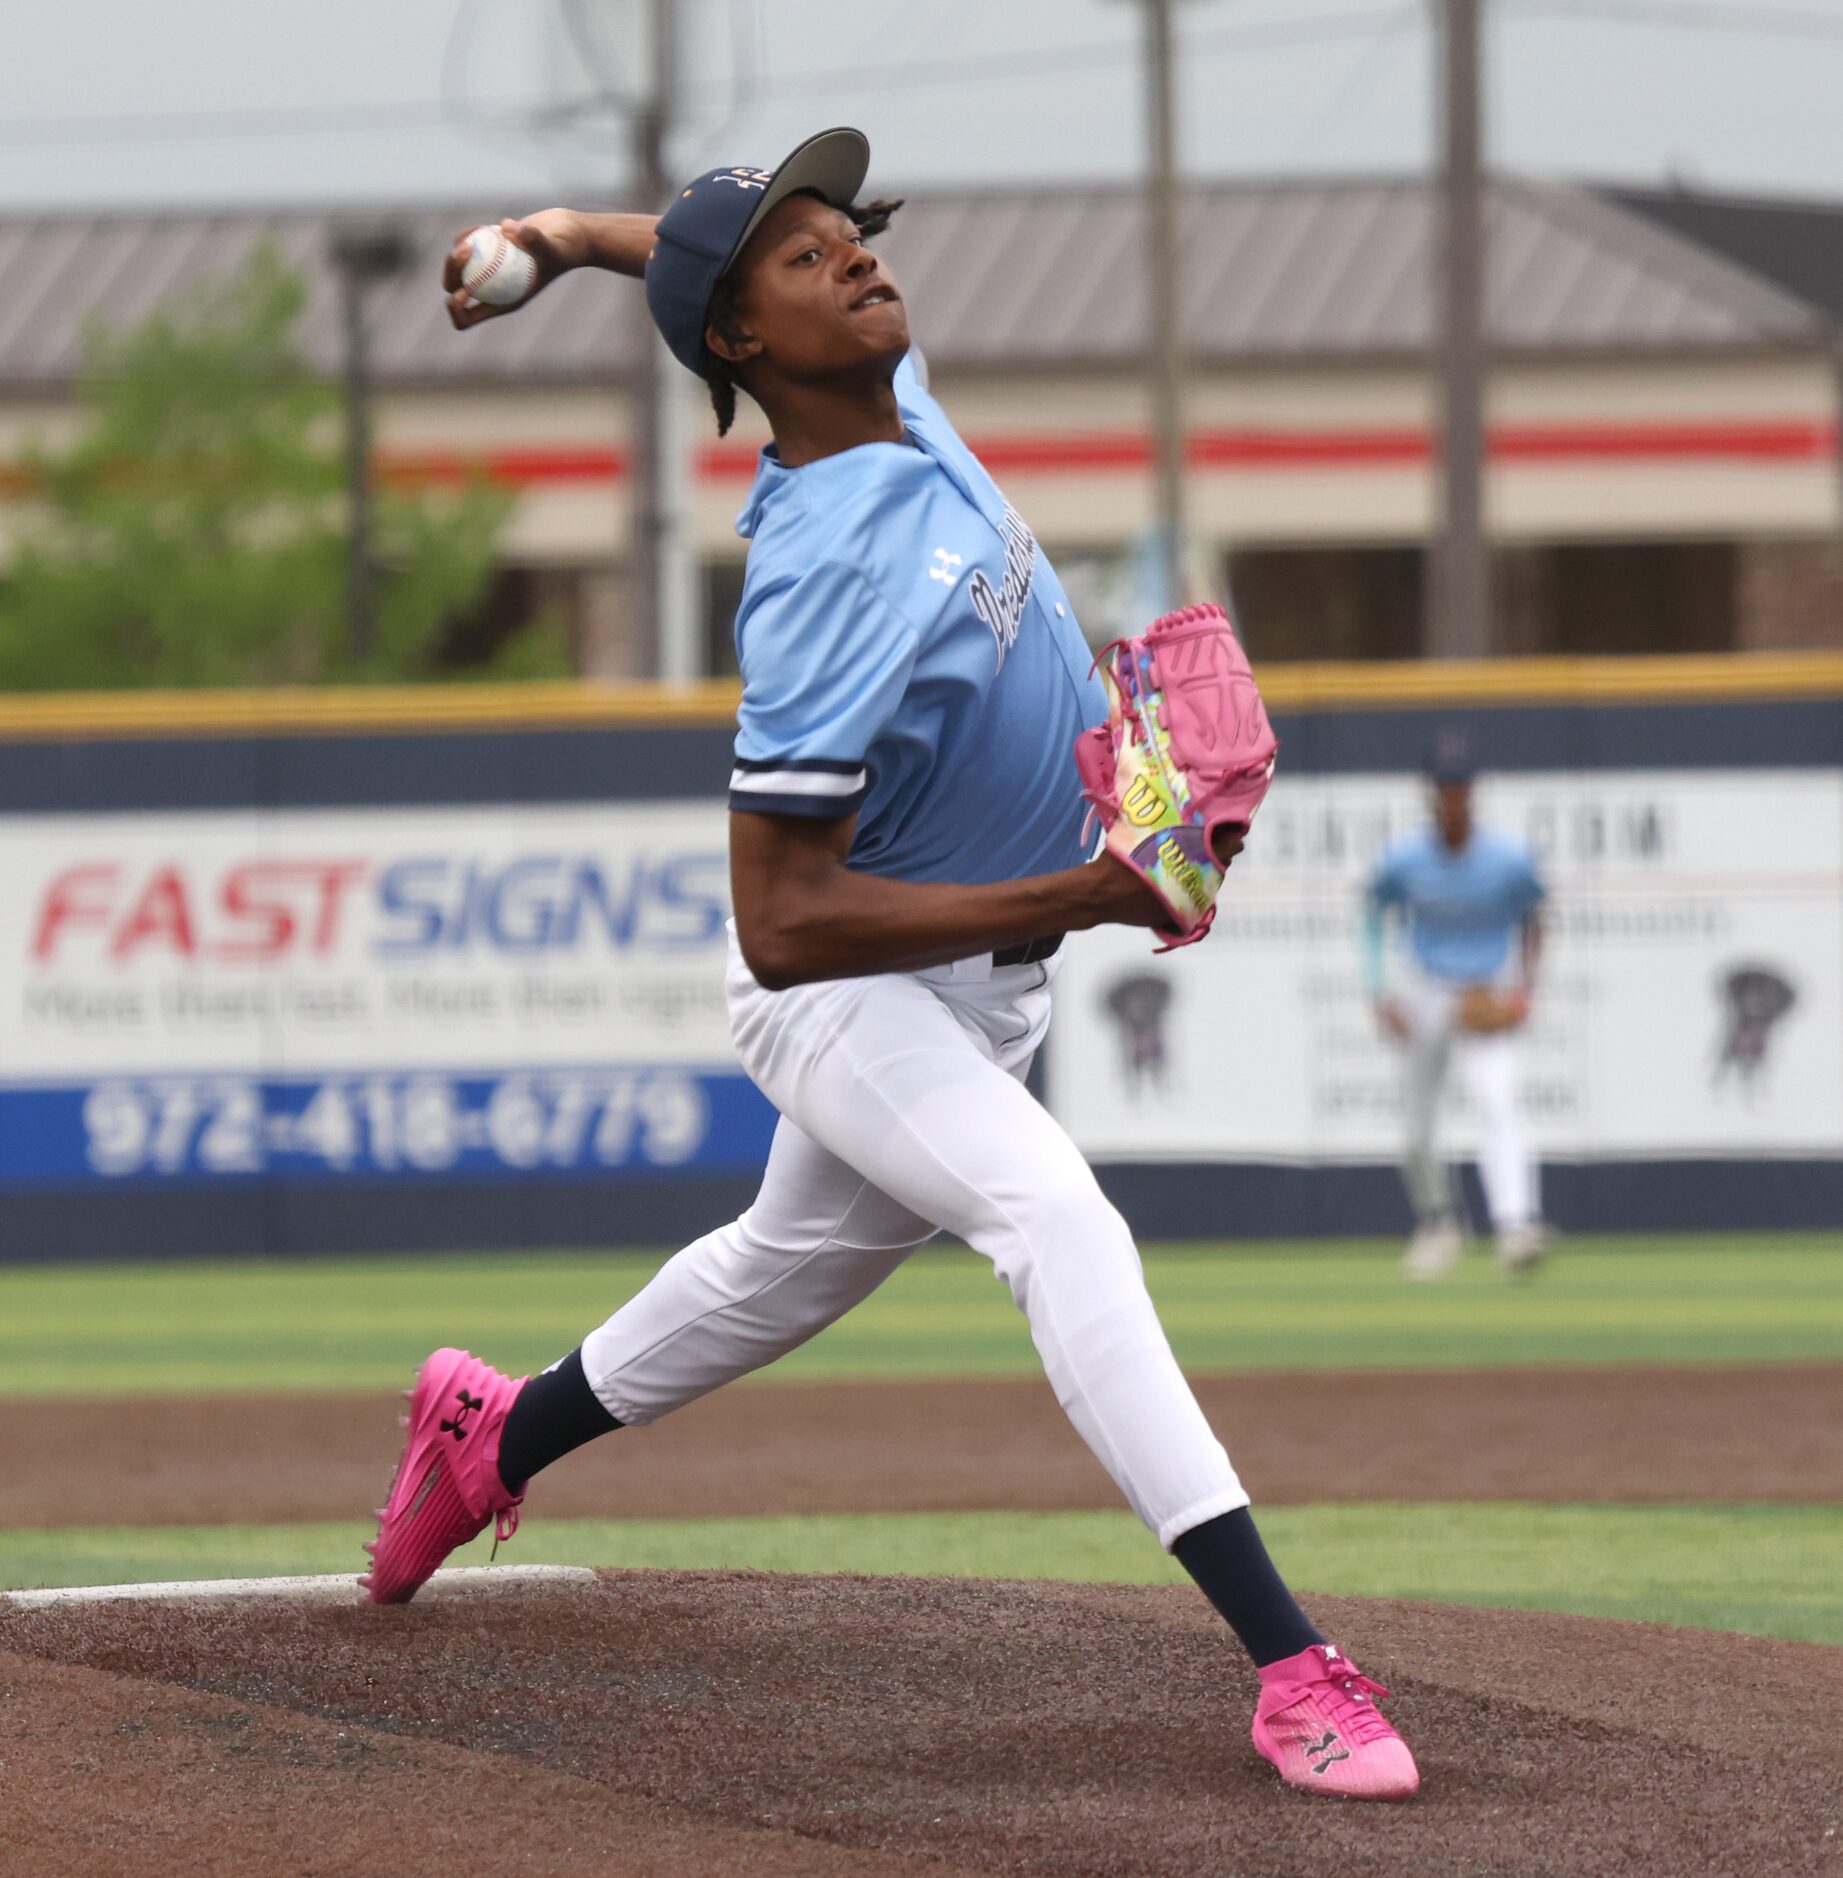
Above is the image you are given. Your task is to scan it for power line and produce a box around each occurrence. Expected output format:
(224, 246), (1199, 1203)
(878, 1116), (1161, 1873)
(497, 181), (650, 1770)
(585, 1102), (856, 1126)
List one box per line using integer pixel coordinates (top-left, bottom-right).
(15, 0), (1843, 158)
(730, 7), (1420, 105)
(1285, 2), (1423, 162)
(1509, 0), (1843, 39)
(0, 98), (546, 152)
(556, 0), (635, 110)
(0, 6), (1413, 151)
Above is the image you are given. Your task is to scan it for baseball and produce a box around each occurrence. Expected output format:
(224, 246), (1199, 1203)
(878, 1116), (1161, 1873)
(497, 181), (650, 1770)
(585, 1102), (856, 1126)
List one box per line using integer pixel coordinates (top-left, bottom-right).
(461, 225), (536, 307)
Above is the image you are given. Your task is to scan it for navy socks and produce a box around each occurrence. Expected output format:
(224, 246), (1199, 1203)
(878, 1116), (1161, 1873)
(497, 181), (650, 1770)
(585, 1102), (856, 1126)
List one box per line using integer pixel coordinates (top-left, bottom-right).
(1172, 1506), (1326, 1667)
(496, 1347), (620, 1494)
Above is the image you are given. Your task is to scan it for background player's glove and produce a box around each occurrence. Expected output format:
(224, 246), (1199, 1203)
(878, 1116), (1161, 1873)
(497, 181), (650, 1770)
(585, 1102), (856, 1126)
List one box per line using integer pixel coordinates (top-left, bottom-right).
(1456, 985), (1531, 1033)
(1074, 603), (1278, 951)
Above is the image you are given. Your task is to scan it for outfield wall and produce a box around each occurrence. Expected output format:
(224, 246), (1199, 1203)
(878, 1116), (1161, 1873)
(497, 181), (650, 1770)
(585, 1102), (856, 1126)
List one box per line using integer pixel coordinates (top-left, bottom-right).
(0, 656), (1838, 1260)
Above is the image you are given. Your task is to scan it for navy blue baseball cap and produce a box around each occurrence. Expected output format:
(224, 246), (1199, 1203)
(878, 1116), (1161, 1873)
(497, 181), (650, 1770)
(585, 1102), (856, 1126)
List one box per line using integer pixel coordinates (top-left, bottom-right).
(645, 127), (872, 378)
(1425, 729), (1478, 784)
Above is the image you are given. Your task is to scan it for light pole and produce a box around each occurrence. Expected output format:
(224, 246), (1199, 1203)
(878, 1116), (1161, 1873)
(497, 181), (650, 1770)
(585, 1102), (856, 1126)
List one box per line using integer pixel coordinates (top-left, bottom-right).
(1429, 0), (1489, 659)
(329, 227), (414, 669)
(1109, 0), (1198, 616)
(630, 0), (699, 683)
(1142, 0), (1188, 614)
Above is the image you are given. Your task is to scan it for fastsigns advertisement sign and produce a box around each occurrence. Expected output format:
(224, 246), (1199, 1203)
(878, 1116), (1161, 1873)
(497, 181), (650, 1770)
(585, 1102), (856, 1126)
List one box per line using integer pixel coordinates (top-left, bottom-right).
(0, 801), (770, 1188)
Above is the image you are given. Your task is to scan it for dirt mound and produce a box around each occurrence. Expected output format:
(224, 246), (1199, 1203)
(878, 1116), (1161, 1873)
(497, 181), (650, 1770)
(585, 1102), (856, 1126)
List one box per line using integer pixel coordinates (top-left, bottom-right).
(5, 1573), (1838, 1877)
(0, 1644), (957, 1878)
(11, 1363), (1836, 1528)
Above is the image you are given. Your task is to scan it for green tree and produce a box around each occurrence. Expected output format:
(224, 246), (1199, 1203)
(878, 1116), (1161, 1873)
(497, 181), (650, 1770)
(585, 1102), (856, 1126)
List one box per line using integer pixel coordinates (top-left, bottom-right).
(0, 244), (552, 690)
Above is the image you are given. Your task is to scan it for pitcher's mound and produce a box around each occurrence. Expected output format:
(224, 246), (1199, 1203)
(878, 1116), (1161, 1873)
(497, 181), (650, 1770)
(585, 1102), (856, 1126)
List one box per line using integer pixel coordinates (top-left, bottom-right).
(4, 1570), (1837, 1877)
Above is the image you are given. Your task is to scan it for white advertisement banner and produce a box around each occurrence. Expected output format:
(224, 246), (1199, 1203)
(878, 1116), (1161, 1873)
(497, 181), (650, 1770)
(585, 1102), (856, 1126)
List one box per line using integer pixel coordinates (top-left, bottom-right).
(1047, 769), (1843, 1163)
(0, 802), (768, 1188)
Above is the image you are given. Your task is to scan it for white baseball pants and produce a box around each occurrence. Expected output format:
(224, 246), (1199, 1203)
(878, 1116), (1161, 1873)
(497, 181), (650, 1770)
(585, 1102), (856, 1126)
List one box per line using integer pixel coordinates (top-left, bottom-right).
(580, 933), (1248, 1550)
(1398, 976), (1538, 1231)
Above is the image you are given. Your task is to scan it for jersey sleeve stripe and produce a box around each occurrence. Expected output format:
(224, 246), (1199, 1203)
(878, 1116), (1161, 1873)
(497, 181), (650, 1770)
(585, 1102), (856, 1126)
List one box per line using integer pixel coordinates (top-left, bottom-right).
(728, 764), (869, 818)
(729, 764), (867, 798)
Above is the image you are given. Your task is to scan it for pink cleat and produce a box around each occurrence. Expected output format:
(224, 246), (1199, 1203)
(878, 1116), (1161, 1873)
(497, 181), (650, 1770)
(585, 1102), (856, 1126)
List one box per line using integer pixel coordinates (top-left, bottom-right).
(1251, 1643), (1421, 1801)
(360, 1347), (528, 1605)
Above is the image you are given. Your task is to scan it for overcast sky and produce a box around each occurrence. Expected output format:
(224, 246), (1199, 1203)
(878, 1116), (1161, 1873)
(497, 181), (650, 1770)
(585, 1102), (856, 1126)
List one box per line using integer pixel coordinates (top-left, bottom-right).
(4, 0), (1842, 214)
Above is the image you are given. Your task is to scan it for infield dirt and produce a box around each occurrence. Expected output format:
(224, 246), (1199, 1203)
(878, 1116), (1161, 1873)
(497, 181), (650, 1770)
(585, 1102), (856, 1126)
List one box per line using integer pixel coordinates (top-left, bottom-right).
(5, 1573), (1840, 1878)
(9, 1362), (1839, 1874)
(10, 1363), (1837, 1527)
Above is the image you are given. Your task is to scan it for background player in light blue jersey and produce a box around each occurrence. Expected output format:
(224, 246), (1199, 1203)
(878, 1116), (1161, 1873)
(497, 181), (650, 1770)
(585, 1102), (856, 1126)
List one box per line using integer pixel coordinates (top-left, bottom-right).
(1364, 732), (1549, 1280)
(373, 127), (1422, 1801)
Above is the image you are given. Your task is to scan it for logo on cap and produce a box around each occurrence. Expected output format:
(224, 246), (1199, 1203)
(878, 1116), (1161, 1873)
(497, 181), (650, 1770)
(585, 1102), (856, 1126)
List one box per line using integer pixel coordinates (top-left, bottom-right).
(716, 168), (774, 192)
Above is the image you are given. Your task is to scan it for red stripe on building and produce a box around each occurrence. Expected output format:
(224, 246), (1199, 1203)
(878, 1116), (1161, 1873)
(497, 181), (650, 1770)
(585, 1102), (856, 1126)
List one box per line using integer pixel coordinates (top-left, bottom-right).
(1190, 429), (1427, 467)
(361, 417), (1843, 490)
(3, 423), (1829, 501)
(379, 447), (630, 488)
(1494, 421), (1834, 462)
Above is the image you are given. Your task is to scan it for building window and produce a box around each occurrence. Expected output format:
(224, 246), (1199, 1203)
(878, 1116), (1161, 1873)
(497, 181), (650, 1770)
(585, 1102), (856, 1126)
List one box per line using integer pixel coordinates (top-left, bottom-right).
(1516, 542), (1738, 656)
(1224, 547), (1424, 662)
(1540, 540), (1743, 657)
(1221, 540), (1741, 661)
(704, 561), (749, 676)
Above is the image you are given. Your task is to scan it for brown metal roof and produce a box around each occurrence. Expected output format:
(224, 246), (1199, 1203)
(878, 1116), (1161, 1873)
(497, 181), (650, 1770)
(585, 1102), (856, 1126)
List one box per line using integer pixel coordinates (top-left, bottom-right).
(0, 175), (1826, 389)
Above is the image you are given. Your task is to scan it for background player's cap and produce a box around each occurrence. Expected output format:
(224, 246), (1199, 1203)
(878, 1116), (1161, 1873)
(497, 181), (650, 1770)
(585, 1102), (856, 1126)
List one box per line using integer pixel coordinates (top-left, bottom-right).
(644, 127), (872, 378)
(1425, 729), (1478, 784)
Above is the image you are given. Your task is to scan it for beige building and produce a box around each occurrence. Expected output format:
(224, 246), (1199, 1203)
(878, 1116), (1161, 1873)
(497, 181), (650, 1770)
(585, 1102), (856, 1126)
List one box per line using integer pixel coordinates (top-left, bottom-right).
(3, 176), (1840, 673)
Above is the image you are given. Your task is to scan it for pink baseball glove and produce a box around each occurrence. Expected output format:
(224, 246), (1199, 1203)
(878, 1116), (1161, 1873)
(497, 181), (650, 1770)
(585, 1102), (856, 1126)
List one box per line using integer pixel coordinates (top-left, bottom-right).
(1074, 603), (1279, 950)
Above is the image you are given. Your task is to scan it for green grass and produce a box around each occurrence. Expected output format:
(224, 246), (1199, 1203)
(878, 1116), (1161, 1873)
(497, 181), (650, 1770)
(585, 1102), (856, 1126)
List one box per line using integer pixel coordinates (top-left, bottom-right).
(6, 1504), (1838, 1647)
(2, 1236), (1840, 1399)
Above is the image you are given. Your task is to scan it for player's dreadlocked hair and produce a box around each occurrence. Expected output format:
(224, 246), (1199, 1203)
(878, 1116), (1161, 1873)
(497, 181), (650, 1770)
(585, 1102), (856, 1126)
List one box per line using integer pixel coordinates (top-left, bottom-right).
(702, 197), (905, 438)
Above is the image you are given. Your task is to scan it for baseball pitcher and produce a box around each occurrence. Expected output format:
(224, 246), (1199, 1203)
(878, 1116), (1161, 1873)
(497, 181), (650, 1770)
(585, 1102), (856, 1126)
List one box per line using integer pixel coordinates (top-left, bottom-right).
(361, 128), (1419, 1801)
(1365, 733), (1550, 1279)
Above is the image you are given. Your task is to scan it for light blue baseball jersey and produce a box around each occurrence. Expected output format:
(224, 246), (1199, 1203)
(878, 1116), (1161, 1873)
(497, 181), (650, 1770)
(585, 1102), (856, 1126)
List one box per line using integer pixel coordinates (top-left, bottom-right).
(1367, 827), (1546, 983)
(726, 351), (1105, 884)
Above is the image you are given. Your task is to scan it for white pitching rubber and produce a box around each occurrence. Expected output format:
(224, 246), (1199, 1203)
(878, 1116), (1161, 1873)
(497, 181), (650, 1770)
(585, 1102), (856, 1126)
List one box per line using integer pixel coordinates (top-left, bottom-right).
(3, 1564), (597, 1609)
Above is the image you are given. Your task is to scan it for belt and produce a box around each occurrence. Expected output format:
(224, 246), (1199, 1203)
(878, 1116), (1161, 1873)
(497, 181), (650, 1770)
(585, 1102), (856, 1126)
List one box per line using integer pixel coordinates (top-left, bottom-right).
(991, 933), (1065, 969)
